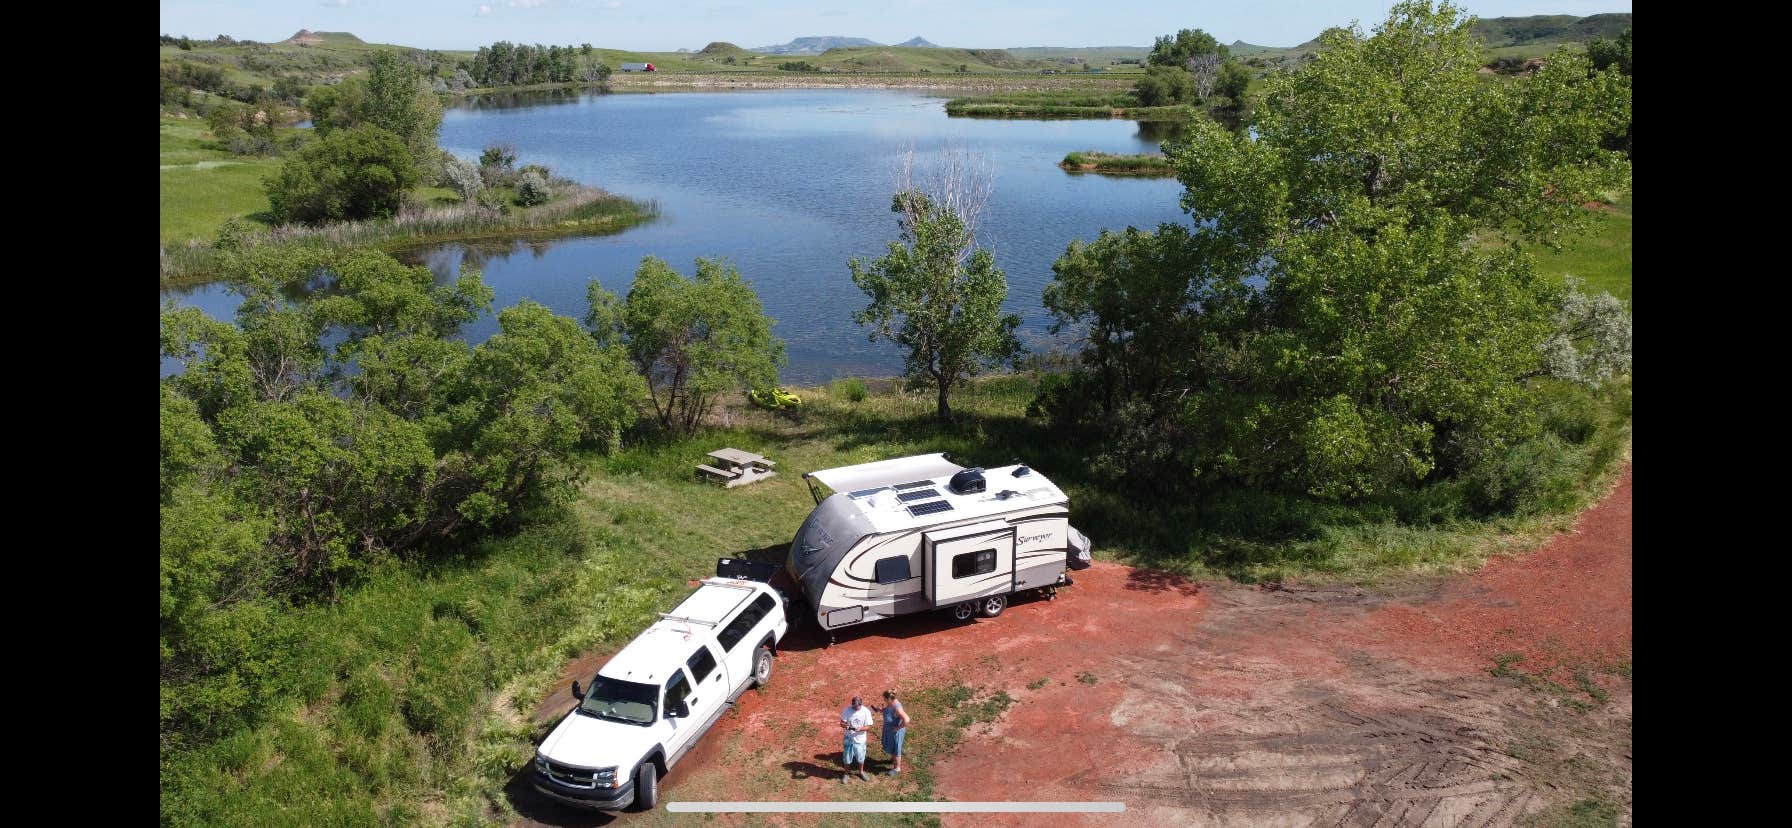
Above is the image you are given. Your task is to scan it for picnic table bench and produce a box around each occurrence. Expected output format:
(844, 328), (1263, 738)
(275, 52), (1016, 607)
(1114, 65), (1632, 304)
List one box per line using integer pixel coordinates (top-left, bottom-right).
(697, 448), (777, 488)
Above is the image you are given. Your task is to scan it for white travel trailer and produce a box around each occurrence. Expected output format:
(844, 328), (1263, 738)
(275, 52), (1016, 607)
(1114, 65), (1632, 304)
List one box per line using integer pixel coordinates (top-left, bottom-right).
(787, 453), (1092, 642)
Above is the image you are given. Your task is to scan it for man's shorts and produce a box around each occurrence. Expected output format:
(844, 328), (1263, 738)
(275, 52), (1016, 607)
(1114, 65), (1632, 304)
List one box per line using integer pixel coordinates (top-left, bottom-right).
(843, 736), (866, 765)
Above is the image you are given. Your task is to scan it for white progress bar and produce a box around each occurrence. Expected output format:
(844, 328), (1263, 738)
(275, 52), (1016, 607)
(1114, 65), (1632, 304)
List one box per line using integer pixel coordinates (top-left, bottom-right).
(667, 801), (1124, 813)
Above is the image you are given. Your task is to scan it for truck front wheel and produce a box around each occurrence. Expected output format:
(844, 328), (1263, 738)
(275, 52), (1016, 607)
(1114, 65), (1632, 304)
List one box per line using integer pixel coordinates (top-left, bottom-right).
(753, 646), (774, 687)
(632, 762), (658, 811)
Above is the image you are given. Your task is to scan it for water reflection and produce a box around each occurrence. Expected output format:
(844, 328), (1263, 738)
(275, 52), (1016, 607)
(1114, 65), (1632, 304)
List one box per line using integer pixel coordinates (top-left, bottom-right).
(453, 86), (605, 111)
(1133, 120), (1188, 145)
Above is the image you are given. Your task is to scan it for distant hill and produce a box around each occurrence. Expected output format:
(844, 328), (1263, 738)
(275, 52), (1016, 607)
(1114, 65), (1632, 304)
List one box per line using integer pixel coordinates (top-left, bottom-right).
(752, 36), (881, 55)
(282, 29), (364, 46)
(1471, 13), (1630, 46)
(1227, 13), (1631, 70)
(895, 36), (940, 48)
(698, 41), (752, 56)
(1006, 45), (1150, 64)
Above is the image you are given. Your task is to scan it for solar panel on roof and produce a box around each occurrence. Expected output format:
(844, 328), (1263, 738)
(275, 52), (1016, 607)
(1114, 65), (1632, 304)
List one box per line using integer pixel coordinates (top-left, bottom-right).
(848, 487), (887, 499)
(907, 500), (955, 517)
(897, 488), (942, 502)
(893, 480), (936, 490)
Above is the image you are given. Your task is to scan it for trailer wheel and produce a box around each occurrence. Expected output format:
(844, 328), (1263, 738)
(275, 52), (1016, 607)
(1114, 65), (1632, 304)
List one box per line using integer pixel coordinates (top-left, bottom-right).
(752, 646), (774, 688)
(977, 594), (1007, 618)
(951, 601), (977, 622)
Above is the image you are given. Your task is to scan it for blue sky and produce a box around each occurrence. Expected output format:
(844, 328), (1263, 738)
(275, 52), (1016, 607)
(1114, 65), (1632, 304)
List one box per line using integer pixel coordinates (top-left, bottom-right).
(159, 1), (1633, 52)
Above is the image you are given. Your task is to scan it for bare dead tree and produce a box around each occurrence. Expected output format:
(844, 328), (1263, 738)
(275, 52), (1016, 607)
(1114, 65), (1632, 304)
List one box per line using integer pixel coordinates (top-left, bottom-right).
(894, 144), (994, 261)
(1185, 53), (1222, 99)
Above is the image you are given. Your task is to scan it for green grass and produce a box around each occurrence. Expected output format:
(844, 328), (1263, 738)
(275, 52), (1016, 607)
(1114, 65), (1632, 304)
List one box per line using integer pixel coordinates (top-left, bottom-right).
(1061, 151), (1176, 176)
(1532, 192), (1633, 307)
(159, 116), (283, 245)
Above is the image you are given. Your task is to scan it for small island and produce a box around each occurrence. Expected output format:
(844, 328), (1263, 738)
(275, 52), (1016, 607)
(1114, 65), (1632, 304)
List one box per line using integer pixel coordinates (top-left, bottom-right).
(1059, 151), (1177, 176)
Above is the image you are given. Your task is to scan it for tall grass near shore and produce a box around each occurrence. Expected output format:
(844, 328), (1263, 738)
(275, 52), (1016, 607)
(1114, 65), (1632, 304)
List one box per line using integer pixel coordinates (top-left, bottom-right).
(160, 187), (659, 287)
(1060, 151), (1176, 175)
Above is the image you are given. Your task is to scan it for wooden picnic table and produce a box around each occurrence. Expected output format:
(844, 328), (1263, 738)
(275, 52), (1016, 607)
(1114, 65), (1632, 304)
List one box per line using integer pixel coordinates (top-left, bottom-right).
(707, 448), (775, 470)
(698, 448), (777, 488)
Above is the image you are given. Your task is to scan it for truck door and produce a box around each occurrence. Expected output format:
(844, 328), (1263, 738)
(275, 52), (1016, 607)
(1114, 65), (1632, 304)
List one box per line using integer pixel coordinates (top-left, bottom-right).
(678, 643), (728, 743)
(660, 667), (701, 762)
(715, 593), (777, 697)
(925, 522), (1016, 606)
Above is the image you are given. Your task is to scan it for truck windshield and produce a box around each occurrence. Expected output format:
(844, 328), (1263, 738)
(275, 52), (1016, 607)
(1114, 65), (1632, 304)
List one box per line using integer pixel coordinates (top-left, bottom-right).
(576, 676), (657, 725)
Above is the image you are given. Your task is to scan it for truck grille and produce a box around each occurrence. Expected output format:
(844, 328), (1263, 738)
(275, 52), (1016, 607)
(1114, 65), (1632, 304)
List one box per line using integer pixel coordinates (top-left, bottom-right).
(539, 758), (611, 790)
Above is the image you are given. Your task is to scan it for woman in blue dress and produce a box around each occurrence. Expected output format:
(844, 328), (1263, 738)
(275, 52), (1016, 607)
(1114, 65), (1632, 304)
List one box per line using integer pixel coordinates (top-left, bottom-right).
(878, 689), (911, 775)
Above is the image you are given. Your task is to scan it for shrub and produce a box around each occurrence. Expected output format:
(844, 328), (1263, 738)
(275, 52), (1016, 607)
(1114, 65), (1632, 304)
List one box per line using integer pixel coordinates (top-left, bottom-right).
(1133, 65), (1195, 106)
(475, 187), (508, 213)
(516, 170), (551, 207)
(1464, 434), (1584, 516)
(263, 125), (419, 224)
(227, 134), (277, 156)
(479, 143), (516, 171)
(832, 377), (868, 403)
(439, 152), (483, 202)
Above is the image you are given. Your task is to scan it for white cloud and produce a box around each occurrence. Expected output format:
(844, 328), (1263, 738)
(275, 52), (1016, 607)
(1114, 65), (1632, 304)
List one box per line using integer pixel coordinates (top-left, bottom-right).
(320, 0), (349, 6)
(476, 4), (492, 15)
(508, 0), (545, 7)
(605, 1), (623, 7)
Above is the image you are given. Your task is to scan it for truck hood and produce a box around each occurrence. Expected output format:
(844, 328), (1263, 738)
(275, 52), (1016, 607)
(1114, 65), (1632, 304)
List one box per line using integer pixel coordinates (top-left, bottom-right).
(538, 710), (662, 769)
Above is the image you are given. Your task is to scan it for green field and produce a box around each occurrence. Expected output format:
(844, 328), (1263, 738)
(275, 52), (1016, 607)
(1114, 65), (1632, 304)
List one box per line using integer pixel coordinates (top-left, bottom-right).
(1534, 192), (1634, 306)
(159, 116), (282, 245)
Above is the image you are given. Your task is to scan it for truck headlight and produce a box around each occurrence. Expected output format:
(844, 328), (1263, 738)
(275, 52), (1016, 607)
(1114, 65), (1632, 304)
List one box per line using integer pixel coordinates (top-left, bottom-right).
(535, 755), (549, 774)
(594, 767), (619, 787)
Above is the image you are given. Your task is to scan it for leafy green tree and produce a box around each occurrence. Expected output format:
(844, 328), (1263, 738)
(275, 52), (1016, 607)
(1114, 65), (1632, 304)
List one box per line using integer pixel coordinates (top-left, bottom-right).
(1147, 28), (1229, 68)
(303, 53), (443, 175)
(1585, 27), (1632, 76)
(160, 247), (644, 752)
(850, 189), (1022, 420)
(1043, 0), (1631, 498)
(264, 125), (419, 223)
(1215, 60), (1252, 105)
(1585, 27), (1632, 156)
(453, 301), (645, 521)
(205, 101), (245, 138)
(586, 257), (785, 434)
(1133, 64), (1195, 106)
(304, 79), (366, 134)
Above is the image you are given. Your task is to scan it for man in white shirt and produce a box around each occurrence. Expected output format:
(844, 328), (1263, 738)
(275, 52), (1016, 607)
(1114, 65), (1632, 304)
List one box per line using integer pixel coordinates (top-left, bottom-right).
(839, 695), (874, 782)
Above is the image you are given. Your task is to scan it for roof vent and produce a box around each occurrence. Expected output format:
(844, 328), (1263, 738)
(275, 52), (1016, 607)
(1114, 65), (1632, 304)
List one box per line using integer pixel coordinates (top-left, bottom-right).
(1014, 464), (1031, 476)
(948, 467), (986, 495)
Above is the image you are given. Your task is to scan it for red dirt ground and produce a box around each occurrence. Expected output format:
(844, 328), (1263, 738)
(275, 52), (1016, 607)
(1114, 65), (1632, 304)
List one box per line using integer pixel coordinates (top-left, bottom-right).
(510, 464), (1634, 827)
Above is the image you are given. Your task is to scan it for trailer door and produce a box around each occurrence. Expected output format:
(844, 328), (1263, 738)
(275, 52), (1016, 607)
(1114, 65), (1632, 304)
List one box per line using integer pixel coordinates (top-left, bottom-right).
(925, 521), (1015, 606)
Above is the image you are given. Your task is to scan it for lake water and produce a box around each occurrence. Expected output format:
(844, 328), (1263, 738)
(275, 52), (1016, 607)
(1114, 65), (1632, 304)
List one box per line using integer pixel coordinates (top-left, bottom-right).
(163, 88), (1191, 383)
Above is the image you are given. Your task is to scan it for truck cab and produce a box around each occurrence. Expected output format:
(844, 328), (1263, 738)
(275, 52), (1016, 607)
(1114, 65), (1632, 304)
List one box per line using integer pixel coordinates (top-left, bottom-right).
(533, 577), (787, 811)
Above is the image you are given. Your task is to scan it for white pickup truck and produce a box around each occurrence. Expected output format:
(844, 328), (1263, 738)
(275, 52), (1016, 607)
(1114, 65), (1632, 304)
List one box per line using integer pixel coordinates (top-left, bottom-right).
(532, 573), (788, 811)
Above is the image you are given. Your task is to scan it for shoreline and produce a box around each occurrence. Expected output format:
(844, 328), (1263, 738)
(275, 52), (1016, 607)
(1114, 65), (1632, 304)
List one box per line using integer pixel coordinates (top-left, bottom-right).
(472, 72), (1138, 94)
(159, 188), (659, 289)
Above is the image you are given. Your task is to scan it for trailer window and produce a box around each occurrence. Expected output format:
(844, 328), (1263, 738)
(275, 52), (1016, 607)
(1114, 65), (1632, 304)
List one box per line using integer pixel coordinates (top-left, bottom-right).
(718, 593), (777, 652)
(874, 556), (912, 584)
(686, 645), (718, 683)
(952, 549), (997, 579)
